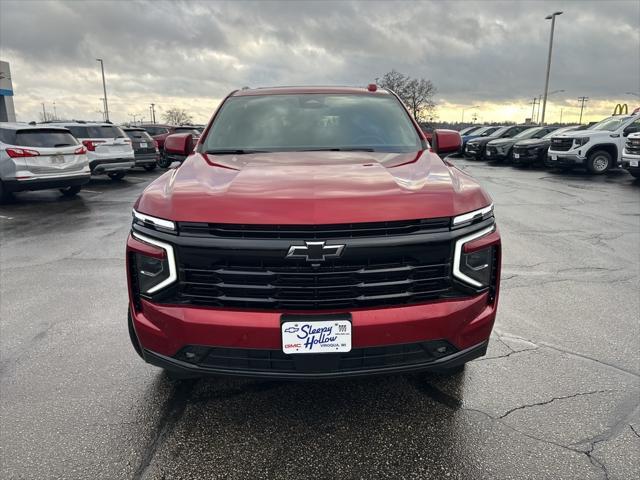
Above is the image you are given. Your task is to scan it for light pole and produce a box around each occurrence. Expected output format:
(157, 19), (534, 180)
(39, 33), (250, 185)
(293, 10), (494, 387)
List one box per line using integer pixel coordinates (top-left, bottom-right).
(461, 105), (479, 123)
(96, 59), (109, 122)
(540, 11), (563, 125)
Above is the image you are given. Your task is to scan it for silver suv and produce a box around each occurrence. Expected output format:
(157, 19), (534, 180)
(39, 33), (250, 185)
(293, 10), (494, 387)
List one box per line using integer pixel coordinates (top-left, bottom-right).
(55, 122), (135, 180)
(0, 123), (90, 202)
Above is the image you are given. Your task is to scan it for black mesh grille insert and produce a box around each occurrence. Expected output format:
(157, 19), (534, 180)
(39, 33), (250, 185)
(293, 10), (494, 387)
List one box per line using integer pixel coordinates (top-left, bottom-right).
(550, 138), (573, 152)
(174, 340), (458, 374)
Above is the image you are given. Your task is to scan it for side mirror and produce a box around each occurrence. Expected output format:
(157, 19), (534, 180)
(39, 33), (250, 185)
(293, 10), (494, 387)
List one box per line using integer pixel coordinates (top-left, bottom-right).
(431, 129), (462, 154)
(164, 132), (195, 156)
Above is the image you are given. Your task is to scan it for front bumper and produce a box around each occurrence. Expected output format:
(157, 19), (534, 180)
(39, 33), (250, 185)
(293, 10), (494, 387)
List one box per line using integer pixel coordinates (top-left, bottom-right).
(546, 151), (585, 167)
(512, 150), (543, 165)
(133, 153), (158, 167)
(3, 173), (91, 192)
(131, 292), (498, 379)
(90, 158), (136, 174)
(143, 340), (489, 379)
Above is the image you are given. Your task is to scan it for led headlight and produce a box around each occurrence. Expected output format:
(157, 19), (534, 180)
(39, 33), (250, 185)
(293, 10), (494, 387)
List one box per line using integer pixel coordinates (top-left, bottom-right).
(573, 137), (589, 148)
(453, 226), (495, 288)
(131, 232), (177, 294)
(132, 209), (175, 231)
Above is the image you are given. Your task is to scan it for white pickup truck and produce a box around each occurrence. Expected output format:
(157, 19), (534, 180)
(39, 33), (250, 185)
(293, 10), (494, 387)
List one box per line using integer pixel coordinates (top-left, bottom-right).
(621, 131), (640, 179)
(547, 113), (640, 174)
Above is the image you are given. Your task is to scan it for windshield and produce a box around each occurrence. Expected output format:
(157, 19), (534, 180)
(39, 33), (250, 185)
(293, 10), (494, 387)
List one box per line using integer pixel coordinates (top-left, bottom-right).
(14, 129), (79, 148)
(480, 127), (501, 136)
(590, 116), (631, 132)
(67, 125), (126, 139)
(203, 94), (422, 153)
(144, 126), (170, 135)
(514, 127), (543, 139)
(459, 126), (479, 135)
(491, 127), (510, 137)
(125, 130), (153, 141)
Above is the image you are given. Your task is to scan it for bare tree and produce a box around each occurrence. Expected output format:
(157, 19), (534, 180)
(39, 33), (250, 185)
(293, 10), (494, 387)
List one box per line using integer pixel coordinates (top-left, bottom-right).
(162, 108), (193, 125)
(377, 70), (437, 123)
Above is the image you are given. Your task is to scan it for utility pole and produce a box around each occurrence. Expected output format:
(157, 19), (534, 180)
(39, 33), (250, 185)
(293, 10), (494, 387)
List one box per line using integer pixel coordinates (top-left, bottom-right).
(150, 103), (156, 123)
(578, 96), (589, 124)
(42, 103), (47, 121)
(560, 108), (563, 124)
(96, 59), (109, 122)
(540, 11), (563, 125)
(535, 95), (542, 123)
(53, 101), (57, 120)
(530, 97), (539, 123)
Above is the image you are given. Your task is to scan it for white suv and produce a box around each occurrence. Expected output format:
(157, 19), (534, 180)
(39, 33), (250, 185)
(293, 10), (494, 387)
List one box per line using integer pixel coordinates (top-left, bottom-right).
(0, 123), (90, 202)
(55, 122), (135, 180)
(621, 132), (640, 179)
(547, 114), (640, 174)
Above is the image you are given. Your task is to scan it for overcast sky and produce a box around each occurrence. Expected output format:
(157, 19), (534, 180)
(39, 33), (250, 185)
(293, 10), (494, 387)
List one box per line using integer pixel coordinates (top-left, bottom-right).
(1, 0), (638, 124)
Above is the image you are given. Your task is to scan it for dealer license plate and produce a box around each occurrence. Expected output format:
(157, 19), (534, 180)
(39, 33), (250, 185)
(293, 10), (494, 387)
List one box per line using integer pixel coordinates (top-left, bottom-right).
(514, 153), (520, 159)
(282, 319), (351, 354)
(486, 151), (491, 156)
(631, 160), (639, 167)
(551, 154), (558, 161)
(140, 142), (147, 148)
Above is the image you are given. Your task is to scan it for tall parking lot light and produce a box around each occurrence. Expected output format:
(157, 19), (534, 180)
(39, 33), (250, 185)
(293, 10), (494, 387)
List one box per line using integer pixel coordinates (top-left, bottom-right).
(96, 59), (109, 122)
(540, 11), (563, 125)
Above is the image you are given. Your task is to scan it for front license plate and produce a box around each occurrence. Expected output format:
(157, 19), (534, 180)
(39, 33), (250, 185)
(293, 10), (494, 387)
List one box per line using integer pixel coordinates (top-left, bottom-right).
(631, 160), (639, 167)
(514, 153), (520, 159)
(551, 154), (558, 161)
(486, 151), (491, 156)
(140, 142), (147, 148)
(282, 319), (351, 354)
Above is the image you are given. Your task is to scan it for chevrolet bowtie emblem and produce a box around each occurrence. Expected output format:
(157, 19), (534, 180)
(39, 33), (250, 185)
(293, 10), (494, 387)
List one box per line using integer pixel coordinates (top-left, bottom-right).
(286, 241), (345, 262)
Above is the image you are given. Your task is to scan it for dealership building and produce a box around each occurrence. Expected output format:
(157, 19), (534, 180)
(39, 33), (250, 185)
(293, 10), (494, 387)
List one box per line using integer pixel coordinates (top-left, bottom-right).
(0, 60), (16, 122)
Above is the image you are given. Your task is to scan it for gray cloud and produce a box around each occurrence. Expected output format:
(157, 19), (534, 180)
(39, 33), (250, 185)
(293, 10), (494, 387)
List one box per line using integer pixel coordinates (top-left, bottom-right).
(0, 0), (638, 123)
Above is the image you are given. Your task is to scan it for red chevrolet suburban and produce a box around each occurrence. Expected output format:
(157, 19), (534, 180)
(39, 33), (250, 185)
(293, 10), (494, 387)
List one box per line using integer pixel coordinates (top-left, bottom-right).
(126, 86), (501, 379)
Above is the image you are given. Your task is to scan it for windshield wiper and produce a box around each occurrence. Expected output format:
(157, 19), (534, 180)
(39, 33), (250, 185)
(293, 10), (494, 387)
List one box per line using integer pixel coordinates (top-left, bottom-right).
(205, 149), (268, 155)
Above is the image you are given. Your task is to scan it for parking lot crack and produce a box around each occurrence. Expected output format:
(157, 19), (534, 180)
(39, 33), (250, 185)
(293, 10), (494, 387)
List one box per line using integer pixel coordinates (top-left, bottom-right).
(498, 390), (614, 419)
(630, 425), (640, 439)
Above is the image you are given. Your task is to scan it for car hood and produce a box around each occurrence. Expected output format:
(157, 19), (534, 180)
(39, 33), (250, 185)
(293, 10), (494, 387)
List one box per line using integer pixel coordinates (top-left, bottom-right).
(135, 150), (492, 224)
(515, 138), (549, 147)
(468, 136), (497, 145)
(487, 138), (514, 146)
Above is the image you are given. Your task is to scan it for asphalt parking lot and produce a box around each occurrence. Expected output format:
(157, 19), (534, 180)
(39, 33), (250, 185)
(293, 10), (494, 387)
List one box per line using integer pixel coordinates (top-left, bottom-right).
(1, 161), (639, 480)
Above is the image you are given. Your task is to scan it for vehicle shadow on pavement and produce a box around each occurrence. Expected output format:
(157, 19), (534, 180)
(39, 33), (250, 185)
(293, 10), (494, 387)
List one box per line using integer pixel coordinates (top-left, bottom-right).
(135, 371), (469, 478)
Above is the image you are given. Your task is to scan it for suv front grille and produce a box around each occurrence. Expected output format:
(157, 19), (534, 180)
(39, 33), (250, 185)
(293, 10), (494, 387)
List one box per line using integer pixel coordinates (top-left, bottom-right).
(176, 259), (452, 310)
(178, 218), (450, 239)
(550, 138), (573, 151)
(626, 138), (640, 155)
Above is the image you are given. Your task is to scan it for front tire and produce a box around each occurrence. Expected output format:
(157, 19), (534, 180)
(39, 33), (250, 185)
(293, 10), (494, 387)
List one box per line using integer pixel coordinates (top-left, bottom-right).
(108, 171), (126, 181)
(586, 150), (612, 175)
(59, 185), (82, 197)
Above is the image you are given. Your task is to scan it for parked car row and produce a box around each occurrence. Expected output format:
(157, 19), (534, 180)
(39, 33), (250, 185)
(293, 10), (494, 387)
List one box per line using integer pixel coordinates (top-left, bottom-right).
(0, 120), (206, 203)
(461, 112), (640, 177)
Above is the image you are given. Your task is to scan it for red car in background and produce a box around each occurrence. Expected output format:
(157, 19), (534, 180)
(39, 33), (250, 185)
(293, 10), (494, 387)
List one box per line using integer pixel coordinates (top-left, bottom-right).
(127, 86), (501, 380)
